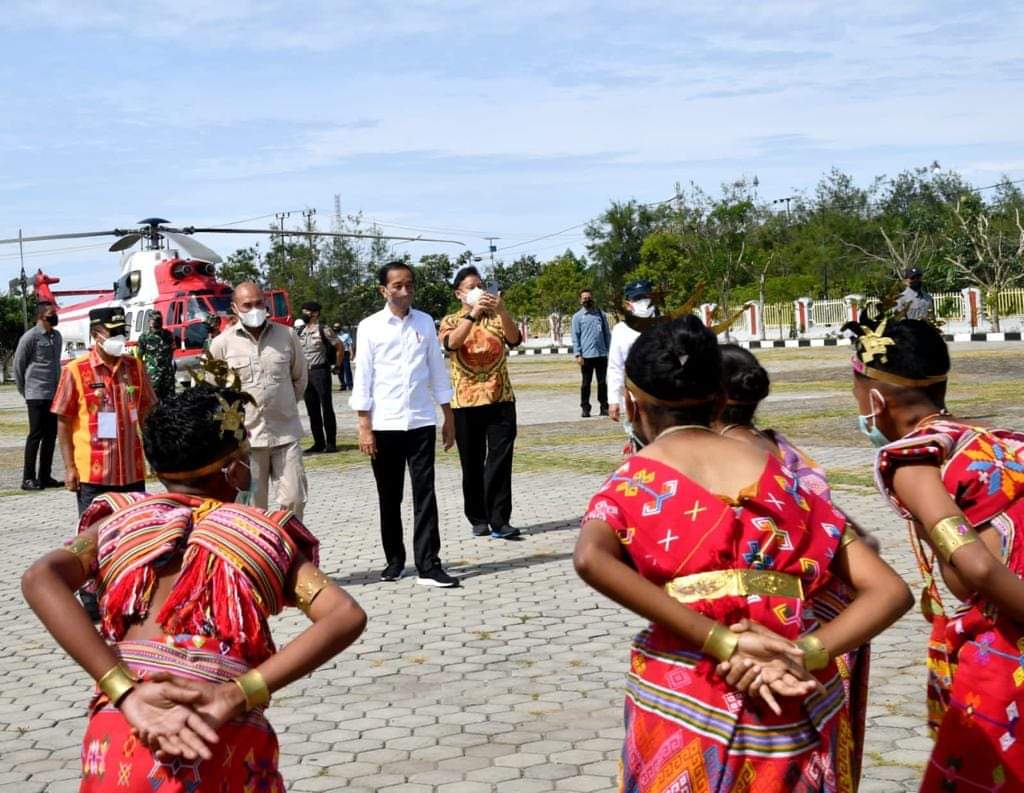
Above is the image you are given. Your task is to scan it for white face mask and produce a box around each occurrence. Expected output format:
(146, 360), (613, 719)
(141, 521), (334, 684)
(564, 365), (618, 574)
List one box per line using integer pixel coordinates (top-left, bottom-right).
(630, 298), (654, 318)
(464, 287), (483, 306)
(100, 335), (126, 357)
(239, 307), (267, 328)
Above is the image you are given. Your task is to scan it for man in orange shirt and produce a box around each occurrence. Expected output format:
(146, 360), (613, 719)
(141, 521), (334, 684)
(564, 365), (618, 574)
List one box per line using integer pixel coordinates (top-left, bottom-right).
(52, 307), (156, 517)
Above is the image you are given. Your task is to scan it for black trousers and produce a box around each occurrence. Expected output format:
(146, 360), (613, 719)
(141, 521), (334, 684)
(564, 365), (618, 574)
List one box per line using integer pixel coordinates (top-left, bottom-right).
(453, 401), (517, 530)
(303, 365), (337, 449)
(23, 399), (57, 481)
(340, 358), (353, 389)
(77, 481), (146, 517)
(580, 356), (609, 411)
(370, 426), (441, 573)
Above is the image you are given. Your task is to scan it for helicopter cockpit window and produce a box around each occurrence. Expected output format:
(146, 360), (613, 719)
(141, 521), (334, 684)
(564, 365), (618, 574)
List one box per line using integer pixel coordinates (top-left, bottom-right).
(186, 297), (207, 319)
(271, 292), (288, 318)
(137, 311), (148, 333)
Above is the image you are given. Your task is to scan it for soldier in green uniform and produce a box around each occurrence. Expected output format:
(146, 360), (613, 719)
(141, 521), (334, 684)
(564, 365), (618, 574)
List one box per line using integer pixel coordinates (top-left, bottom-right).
(136, 312), (176, 400)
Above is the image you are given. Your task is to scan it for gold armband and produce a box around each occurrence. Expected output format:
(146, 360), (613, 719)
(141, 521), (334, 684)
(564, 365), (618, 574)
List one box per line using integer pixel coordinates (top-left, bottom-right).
(840, 527), (858, 548)
(97, 663), (136, 706)
(701, 623), (739, 662)
(293, 566), (332, 616)
(796, 634), (829, 672)
(60, 534), (98, 575)
(233, 668), (270, 711)
(929, 516), (979, 563)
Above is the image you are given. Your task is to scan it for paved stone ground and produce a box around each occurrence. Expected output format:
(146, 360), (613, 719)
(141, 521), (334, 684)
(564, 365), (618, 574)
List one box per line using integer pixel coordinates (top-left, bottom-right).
(3, 343), (1020, 791)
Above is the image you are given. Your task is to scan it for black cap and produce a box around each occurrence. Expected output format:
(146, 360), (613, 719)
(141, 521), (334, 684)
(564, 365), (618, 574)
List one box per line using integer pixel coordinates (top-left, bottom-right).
(624, 279), (653, 300)
(904, 267), (923, 279)
(89, 307), (127, 334)
(301, 301), (322, 313)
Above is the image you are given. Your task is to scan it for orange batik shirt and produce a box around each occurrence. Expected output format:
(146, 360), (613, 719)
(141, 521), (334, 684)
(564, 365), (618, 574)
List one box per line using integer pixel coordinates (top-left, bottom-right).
(439, 311), (515, 408)
(51, 349), (156, 486)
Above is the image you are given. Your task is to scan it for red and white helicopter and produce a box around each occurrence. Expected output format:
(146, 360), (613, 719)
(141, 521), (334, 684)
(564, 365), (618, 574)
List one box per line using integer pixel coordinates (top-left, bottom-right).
(0, 218), (464, 373)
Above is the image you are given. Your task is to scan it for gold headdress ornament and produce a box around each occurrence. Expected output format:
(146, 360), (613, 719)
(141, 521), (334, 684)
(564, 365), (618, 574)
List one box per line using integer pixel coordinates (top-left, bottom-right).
(623, 282), (706, 333)
(846, 284), (947, 387)
(156, 353), (258, 481)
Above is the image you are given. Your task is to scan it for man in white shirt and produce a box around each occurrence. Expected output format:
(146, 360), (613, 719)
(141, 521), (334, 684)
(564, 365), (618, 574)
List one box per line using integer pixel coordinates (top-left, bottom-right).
(350, 261), (459, 588)
(607, 279), (656, 446)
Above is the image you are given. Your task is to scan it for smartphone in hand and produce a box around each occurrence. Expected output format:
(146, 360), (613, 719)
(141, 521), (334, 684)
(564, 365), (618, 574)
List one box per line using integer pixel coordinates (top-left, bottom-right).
(486, 280), (500, 294)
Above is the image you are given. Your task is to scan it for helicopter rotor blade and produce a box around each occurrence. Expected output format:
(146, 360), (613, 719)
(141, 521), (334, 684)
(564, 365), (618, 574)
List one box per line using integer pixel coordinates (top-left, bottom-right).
(109, 233), (142, 252)
(0, 230), (124, 245)
(183, 227), (467, 247)
(161, 231), (223, 263)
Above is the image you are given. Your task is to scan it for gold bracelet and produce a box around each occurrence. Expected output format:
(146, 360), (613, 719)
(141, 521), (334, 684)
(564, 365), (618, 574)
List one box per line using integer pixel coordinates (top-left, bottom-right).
(796, 635), (829, 671)
(97, 663), (136, 706)
(233, 669), (270, 710)
(59, 535), (98, 575)
(929, 516), (979, 563)
(840, 527), (858, 548)
(701, 622), (739, 662)
(294, 567), (332, 616)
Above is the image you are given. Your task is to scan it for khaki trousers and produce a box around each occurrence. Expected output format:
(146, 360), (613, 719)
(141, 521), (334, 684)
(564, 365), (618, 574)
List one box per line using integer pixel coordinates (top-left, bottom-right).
(250, 441), (307, 520)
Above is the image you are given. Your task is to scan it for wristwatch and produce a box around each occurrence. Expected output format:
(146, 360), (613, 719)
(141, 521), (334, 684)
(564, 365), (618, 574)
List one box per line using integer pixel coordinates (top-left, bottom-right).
(461, 313), (475, 322)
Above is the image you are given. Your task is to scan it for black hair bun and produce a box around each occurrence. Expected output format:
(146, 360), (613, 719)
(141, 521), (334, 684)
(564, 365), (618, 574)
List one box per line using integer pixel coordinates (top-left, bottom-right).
(625, 315), (721, 402)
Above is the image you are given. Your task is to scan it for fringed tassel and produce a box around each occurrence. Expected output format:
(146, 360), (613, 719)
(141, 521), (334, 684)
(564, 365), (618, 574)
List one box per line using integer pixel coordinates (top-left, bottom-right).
(101, 566), (155, 640)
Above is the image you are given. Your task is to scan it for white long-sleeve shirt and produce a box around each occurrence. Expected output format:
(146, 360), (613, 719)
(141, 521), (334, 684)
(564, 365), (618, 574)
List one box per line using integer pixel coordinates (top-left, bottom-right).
(349, 306), (453, 431)
(607, 320), (641, 409)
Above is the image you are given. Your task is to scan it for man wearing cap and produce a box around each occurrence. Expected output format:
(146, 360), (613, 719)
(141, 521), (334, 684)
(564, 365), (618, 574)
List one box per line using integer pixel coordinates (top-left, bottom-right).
(895, 267), (934, 320)
(51, 307), (156, 516)
(297, 301), (344, 454)
(607, 279), (656, 427)
(333, 322), (354, 392)
(136, 312), (176, 400)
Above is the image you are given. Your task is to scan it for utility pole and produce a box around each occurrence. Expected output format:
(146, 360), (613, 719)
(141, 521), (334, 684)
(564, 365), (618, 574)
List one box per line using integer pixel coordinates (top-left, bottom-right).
(17, 229), (28, 330)
(771, 195), (798, 220)
(273, 211), (291, 244)
(484, 237), (500, 272)
(301, 208), (318, 275)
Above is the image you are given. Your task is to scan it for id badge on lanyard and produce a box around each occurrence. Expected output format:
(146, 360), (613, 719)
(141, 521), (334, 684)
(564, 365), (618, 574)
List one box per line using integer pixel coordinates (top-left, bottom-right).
(97, 412), (118, 439)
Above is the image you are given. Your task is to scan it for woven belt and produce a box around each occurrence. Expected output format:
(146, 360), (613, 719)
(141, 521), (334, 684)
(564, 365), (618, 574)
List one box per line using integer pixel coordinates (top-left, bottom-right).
(665, 568), (804, 604)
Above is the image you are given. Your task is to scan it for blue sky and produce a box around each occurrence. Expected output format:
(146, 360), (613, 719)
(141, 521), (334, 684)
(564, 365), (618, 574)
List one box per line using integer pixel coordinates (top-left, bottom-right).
(1, 1), (1022, 289)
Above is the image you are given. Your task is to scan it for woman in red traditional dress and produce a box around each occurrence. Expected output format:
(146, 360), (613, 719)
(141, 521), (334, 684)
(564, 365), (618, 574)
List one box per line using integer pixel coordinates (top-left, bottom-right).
(575, 316), (912, 793)
(711, 344), (878, 786)
(22, 380), (367, 791)
(844, 313), (1024, 791)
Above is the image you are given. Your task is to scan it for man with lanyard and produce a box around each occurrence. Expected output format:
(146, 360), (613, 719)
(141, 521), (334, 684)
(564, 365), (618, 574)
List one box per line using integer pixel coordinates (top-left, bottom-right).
(52, 307), (156, 517)
(439, 266), (522, 539)
(571, 287), (612, 417)
(14, 301), (63, 490)
(297, 301), (343, 454)
(209, 281), (309, 518)
(895, 266), (934, 320)
(135, 311), (176, 400)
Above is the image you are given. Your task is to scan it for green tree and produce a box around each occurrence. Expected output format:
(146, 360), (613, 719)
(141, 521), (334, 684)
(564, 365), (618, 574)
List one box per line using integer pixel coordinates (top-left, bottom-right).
(585, 200), (670, 303)
(413, 254), (458, 319)
(533, 250), (588, 315)
(219, 246), (264, 287)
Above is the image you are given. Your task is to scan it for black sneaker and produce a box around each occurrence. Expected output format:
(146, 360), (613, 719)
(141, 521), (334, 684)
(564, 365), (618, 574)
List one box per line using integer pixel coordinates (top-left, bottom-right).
(303, 446), (326, 456)
(380, 562), (405, 581)
(581, 408), (591, 418)
(471, 524), (490, 537)
(40, 477), (64, 489)
(599, 406), (609, 417)
(416, 566), (460, 588)
(20, 479), (42, 491)
(324, 445), (338, 453)
(490, 525), (521, 540)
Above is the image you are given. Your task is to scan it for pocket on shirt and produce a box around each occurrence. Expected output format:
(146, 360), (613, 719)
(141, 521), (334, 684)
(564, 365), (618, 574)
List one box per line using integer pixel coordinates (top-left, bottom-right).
(226, 356), (254, 384)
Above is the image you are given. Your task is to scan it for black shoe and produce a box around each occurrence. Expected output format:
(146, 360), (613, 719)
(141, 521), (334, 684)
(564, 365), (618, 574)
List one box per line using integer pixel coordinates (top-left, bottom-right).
(472, 523), (490, 537)
(599, 406), (609, 417)
(303, 446), (326, 456)
(490, 525), (521, 540)
(416, 566), (460, 588)
(380, 562), (405, 581)
(40, 477), (64, 489)
(20, 479), (42, 491)
(581, 408), (591, 418)
(324, 445), (338, 453)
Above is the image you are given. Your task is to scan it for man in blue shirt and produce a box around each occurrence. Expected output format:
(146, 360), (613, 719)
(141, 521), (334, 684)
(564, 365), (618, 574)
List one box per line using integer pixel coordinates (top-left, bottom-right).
(571, 288), (611, 418)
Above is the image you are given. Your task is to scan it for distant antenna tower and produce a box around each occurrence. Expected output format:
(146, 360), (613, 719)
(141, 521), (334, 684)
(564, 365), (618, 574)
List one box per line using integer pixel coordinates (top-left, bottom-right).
(333, 194), (343, 232)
